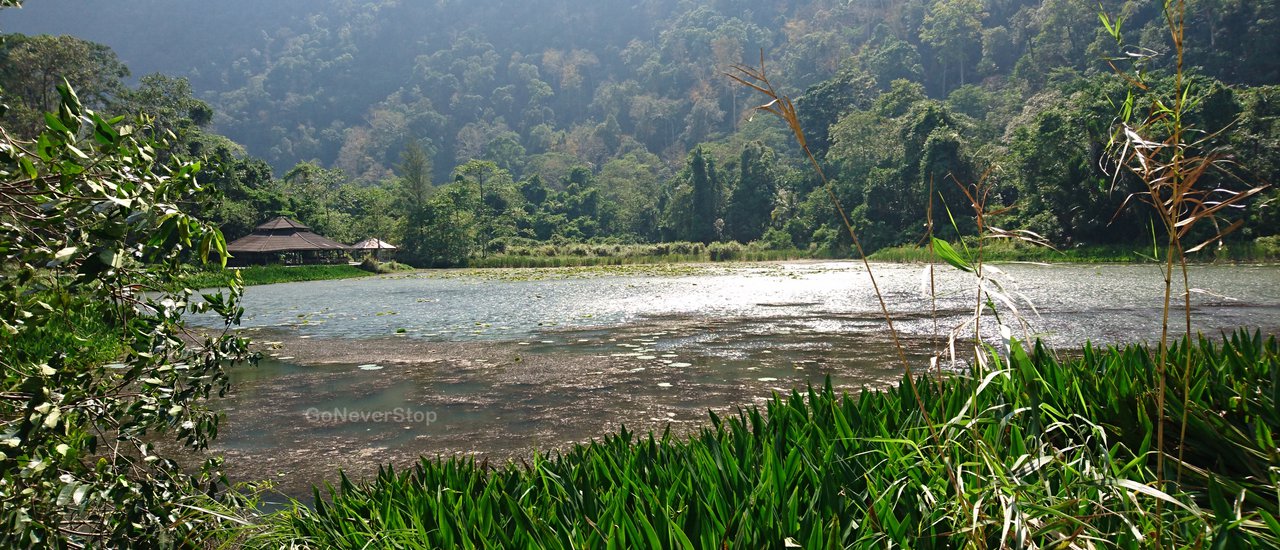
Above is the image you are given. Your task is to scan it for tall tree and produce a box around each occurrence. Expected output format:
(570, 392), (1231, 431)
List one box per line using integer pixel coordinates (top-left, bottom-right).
(454, 159), (512, 255)
(0, 34), (128, 137)
(398, 139), (434, 264)
(919, 0), (985, 94)
(1, 80), (251, 547)
(688, 147), (722, 243)
(110, 73), (215, 154)
(725, 142), (778, 243)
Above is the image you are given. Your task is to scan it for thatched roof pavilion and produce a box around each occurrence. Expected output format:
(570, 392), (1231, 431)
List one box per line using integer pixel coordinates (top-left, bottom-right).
(226, 217), (351, 266)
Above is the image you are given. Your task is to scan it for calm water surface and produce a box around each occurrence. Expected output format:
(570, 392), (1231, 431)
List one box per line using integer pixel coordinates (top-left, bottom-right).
(223, 261), (1280, 345)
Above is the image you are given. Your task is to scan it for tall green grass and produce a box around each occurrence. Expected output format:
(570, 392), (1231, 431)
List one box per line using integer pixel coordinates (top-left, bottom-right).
(249, 331), (1280, 548)
(1208, 236), (1280, 263)
(871, 239), (1280, 264)
(869, 241), (1160, 263)
(180, 264), (376, 289)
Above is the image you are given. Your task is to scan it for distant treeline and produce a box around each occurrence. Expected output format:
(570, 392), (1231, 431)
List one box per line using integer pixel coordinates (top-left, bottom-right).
(2, 0), (1277, 266)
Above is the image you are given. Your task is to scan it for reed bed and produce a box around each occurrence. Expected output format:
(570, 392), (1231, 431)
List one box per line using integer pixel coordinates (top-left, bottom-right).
(471, 241), (811, 268)
(248, 331), (1280, 548)
(870, 241), (1152, 263)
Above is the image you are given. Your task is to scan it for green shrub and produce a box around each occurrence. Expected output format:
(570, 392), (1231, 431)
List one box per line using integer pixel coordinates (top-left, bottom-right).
(761, 227), (795, 250)
(809, 226), (842, 258)
(708, 241), (744, 261)
(1257, 236), (1280, 258)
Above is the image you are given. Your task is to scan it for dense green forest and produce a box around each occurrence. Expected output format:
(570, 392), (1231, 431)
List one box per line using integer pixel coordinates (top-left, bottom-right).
(2, 0), (1278, 266)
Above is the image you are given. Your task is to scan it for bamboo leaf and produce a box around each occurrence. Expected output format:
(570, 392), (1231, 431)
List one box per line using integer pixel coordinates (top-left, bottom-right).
(931, 237), (972, 273)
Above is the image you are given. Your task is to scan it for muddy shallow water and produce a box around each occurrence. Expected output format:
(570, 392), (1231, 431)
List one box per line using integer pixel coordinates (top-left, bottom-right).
(195, 261), (1280, 504)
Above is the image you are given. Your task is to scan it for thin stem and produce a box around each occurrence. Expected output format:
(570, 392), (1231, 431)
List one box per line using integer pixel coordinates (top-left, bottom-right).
(1176, 239), (1193, 482)
(928, 178), (940, 377)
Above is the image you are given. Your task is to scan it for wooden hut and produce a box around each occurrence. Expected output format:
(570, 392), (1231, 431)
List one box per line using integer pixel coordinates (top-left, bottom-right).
(351, 238), (399, 261)
(226, 217), (351, 266)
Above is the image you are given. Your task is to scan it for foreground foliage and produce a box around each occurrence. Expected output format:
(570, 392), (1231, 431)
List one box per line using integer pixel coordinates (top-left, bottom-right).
(256, 331), (1280, 548)
(0, 84), (253, 547)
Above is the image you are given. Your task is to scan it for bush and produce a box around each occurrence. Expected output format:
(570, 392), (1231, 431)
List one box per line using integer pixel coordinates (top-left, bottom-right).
(358, 258), (416, 274)
(708, 241), (745, 261)
(1258, 235), (1280, 258)
(761, 227), (795, 250)
(809, 227), (843, 258)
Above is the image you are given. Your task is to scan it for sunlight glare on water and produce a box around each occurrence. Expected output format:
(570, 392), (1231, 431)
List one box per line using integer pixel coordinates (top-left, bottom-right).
(205, 261), (1280, 348)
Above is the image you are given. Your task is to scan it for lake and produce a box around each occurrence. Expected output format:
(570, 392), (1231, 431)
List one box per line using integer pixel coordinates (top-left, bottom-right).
(198, 261), (1280, 502)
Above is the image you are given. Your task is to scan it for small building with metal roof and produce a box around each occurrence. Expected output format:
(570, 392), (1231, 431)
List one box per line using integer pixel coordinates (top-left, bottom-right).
(351, 237), (399, 262)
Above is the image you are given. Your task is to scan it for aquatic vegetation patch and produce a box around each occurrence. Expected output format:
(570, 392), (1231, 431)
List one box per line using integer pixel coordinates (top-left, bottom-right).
(180, 264), (377, 288)
(251, 331), (1280, 547)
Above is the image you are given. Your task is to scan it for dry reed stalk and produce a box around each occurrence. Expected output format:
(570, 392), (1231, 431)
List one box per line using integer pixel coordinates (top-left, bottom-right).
(1104, 0), (1269, 543)
(726, 51), (977, 541)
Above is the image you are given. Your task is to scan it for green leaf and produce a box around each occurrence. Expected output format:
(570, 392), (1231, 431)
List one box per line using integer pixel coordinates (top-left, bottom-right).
(56, 81), (82, 116)
(56, 483), (76, 506)
(92, 114), (120, 146)
(18, 156), (37, 180)
(64, 144), (90, 160)
(36, 133), (57, 162)
(931, 237), (972, 272)
(1257, 509), (1280, 535)
(44, 113), (70, 133)
(1113, 479), (1196, 513)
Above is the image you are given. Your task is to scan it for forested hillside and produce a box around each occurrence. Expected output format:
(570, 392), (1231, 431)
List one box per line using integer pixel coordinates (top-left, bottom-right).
(3, 0), (1277, 265)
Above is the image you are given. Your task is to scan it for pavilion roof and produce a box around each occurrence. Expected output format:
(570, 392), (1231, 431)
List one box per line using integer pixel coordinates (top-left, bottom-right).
(254, 216), (311, 232)
(351, 238), (398, 250)
(226, 217), (350, 254)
